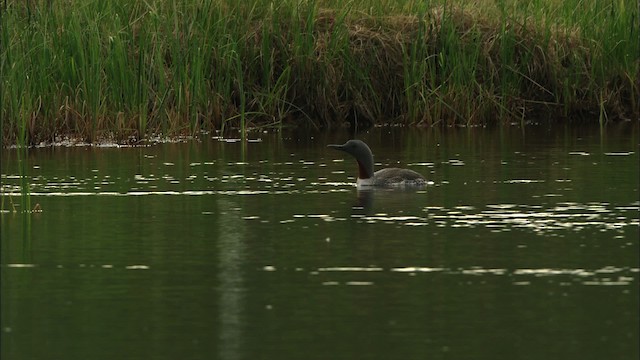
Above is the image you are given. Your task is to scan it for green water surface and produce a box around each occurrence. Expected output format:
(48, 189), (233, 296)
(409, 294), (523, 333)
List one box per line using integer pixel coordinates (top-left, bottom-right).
(1, 124), (638, 360)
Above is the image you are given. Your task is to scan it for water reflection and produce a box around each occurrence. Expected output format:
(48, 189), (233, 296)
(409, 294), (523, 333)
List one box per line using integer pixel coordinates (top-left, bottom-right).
(217, 198), (246, 360)
(424, 201), (639, 234)
(260, 265), (639, 287)
(1, 125), (638, 360)
(243, 198), (636, 236)
(353, 189), (374, 215)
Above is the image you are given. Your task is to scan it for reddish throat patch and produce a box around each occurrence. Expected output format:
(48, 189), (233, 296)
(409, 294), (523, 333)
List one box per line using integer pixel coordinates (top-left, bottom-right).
(357, 161), (370, 179)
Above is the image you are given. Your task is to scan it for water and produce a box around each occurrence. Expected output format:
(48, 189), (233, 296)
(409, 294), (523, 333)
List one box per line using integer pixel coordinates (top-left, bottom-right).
(1, 124), (638, 360)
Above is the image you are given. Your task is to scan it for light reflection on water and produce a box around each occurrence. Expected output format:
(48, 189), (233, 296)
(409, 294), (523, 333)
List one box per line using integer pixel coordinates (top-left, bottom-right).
(283, 265), (639, 286)
(4, 192), (634, 239)
(4, 264), (636, 288)
(1, 126), (638, 360)
(2, 173), (637, 236)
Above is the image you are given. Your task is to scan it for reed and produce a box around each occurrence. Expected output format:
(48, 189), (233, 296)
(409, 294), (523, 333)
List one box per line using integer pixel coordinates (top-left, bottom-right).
(1, 0), (638, 145)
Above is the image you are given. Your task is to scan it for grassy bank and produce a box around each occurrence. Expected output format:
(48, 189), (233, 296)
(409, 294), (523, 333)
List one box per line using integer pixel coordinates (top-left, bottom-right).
(1, 0), (638, 146)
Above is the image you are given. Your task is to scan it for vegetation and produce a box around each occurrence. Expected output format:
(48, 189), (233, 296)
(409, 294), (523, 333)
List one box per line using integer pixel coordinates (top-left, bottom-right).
(1, 0), (638, 146)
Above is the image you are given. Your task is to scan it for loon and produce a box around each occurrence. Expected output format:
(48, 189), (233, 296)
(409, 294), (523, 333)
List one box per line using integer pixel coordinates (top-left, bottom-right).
(328, 139), (427, 187)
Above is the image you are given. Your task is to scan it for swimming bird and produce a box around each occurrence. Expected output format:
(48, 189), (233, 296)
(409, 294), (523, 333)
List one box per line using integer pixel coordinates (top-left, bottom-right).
(328, 139), (426, 187)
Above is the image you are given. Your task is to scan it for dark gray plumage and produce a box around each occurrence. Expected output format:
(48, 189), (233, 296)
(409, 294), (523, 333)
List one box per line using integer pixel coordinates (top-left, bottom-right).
(328, 140), (426, 187)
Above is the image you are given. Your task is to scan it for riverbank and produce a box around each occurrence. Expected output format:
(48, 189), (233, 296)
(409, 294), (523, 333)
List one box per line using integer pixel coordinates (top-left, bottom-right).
(1, 0), (638, 146)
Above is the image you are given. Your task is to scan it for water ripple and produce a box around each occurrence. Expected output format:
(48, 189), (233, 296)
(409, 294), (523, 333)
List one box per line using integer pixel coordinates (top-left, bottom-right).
(260, 265), (639, 286)
(423, 202), (638, 234)
(4, 262), (635, 287)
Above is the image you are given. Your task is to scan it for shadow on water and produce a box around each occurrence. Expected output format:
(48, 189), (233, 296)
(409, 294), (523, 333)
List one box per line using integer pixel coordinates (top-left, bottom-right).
(353, 189), (375, 215)
(0, 123), (638, 360)
(351, 187), (429, 217)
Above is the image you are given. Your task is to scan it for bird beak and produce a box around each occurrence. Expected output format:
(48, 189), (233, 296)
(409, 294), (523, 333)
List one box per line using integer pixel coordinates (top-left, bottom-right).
(327, 144), (343, 150)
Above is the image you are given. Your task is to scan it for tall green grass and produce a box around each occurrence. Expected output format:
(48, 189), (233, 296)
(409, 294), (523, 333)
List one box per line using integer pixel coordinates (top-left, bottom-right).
(1, 0), (638, 145)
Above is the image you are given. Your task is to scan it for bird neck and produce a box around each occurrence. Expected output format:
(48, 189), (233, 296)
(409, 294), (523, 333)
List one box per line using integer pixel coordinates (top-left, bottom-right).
(357, 159), (374, 179)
